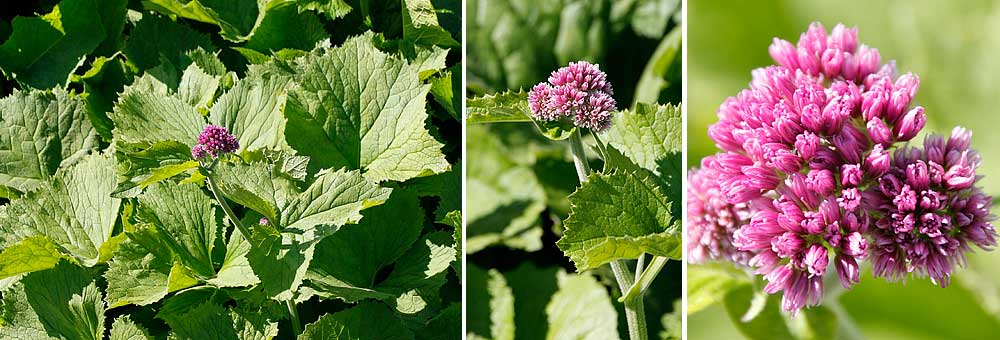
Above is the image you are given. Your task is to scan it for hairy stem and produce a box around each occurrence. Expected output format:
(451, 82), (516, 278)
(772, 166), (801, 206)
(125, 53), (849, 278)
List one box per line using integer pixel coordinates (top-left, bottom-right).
(286, 299), (302, 336)
(568, 130), (647, 340)
(206, 173), (252, 242)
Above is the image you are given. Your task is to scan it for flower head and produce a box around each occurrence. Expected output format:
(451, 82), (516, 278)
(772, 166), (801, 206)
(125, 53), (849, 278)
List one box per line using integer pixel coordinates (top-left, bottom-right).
(868, 128), (996, 286)
(527, 61), (617, 132)
(687, 159), (754, 265)
(691, 22), (994, 315)
(193, 124), (239, 159)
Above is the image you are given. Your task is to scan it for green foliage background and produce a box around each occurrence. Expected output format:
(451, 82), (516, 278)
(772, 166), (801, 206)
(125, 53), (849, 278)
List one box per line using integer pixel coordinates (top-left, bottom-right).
(688, 0), (1000, 339)
(465, 0), (683, 339)
(0, 0), (462, 338)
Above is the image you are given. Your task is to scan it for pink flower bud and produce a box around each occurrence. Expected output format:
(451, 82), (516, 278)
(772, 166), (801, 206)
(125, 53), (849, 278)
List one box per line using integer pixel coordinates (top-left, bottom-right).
(894, 106), (926, 141)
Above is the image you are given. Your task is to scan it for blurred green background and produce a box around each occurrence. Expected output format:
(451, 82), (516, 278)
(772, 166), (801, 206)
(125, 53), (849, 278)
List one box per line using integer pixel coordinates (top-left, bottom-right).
(688, 0), (1000, 339)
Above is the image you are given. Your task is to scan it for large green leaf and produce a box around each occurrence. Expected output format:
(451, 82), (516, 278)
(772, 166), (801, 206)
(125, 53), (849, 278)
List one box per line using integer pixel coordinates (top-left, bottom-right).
(0, 236), (66, 280)
(109, 72), (205, 147)
(110, 316), (154, 340)
(0, 89), (99, 192)
(224, 167), (391, 301)
(284, 33), (449, 182)
(0, 153), (120, 269)
(0, 261), (105, 340)
(244, 4), (329, 53)
(122, 14), (216, 72)
(160, 291), (279, 340)
(104, 182), (233, 308)
(304, 191), (425, 302)
(299, 303), (414, 340)
(557, 169), (681, 271)
(208, 70), (292, 152)
(0, 0), (126, 88)
(600, 103), (682, 176)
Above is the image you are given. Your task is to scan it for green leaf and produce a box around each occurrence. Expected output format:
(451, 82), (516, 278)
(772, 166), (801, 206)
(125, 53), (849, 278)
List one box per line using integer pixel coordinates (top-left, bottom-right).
(601, 103), (682, 175)
(80, 55), (135, 141)
(0, 236), (65, 280)
(304, 191), (424, 302)
(208, 70), (293, 152)
(109, 316), (154, 340)
(236, 168), (390, 300)
(627, 0), (678, 39)
(105, 182), (229, 308)
(0, 261), (105, 340)
(375, 231), (456, 312)
(296, 0), (353, 19)
(404, 162), (461, 222)
(143, 0), (270, 43)
(109, 73), (205, 147)
(0, 152), (121, 267)
(300, 303), (414, 340)
(245, 4), (329, 53)
(465, 90), (533, 123)
(466, 125), (545, 253)
(723, 285), (795, 340)
(112, 140), (199, 197)
(466, 266), (515, 340)
(401, 0), (460, 48)
(0, 0), (124, 88)
(123, 14), (216, 72)
(545, 271), (621, 340)
(0, 89), (99, 192)
(214, 161), (298, 225)
(284, 33), (449, 182)
(417, 303), (461, 340)
(161, 294), (279, 340)
(557, 169), (681, 271)
(410, 46), (450, 81)
(429, 64), (461, 120)
(177, 62), (221, 111)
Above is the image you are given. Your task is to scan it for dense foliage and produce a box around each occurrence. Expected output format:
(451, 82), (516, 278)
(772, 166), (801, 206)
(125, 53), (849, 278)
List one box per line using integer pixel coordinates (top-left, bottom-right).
(465, 0), (683, 339)
(0, 0), (462, 339)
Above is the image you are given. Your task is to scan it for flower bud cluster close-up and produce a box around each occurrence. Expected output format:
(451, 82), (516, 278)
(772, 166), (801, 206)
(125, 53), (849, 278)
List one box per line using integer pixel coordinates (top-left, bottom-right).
(688, 22), (997, 314)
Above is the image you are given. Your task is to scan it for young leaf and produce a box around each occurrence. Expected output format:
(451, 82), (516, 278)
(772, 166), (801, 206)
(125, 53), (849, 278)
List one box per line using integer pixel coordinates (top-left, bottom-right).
(557, 169), (681, 271)
(208, 71), (293, 152)
(284, 33), (449, 182)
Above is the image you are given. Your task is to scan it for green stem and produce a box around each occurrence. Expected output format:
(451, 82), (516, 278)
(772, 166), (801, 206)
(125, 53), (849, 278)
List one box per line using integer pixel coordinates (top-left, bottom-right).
(620, 256), (669, 303)
(568, 130), (647, 340)
(611, 260), (648, 340)
(635, 253), (647, 282)
(206, 173), (252, 242)
(569, 129), (593, 181)
(286, 299), (302, 336)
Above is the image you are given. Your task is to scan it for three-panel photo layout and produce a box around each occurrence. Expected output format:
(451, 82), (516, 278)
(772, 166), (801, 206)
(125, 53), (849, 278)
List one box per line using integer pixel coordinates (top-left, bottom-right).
(0, 0), (997, 339)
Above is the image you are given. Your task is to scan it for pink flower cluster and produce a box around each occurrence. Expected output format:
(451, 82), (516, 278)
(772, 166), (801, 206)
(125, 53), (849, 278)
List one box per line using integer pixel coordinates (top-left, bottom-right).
(192, 124), (239, 160)
(528, 61), (617, 132)
(689, 22), (996, 314)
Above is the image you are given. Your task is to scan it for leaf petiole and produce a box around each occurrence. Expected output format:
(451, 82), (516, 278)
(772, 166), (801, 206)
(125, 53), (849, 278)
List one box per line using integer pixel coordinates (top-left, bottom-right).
(620, 255), (669, 303)
(205, 171), (253, 242)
